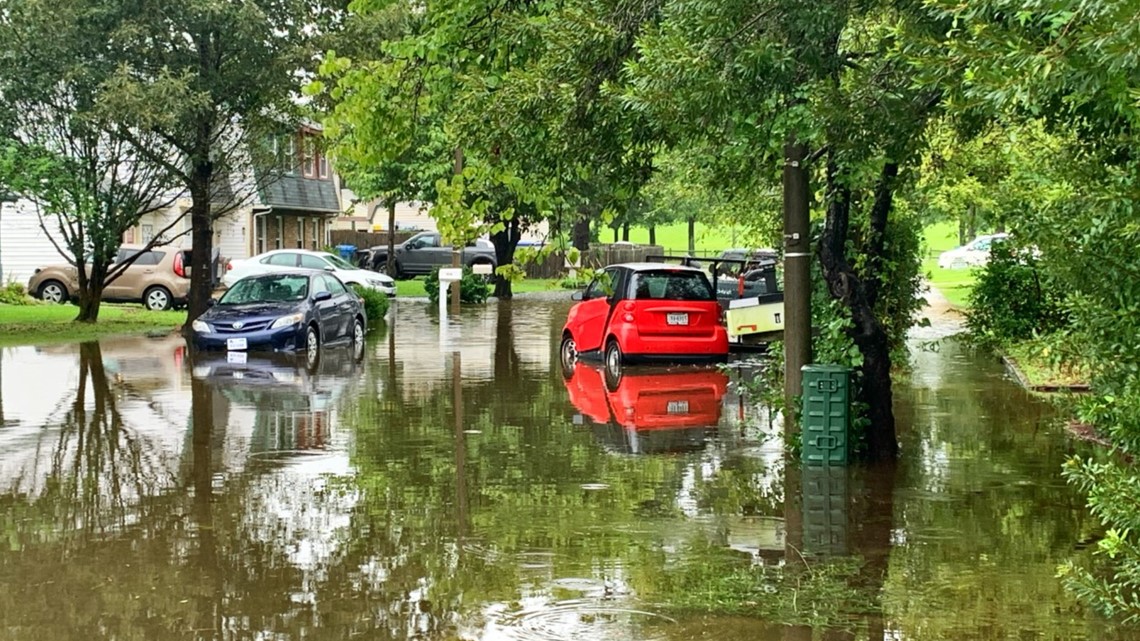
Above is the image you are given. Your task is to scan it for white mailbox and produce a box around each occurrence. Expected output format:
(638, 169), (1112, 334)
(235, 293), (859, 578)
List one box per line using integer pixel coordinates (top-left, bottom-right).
(472, 263), (493, 275)
(438, 267), (463, 281)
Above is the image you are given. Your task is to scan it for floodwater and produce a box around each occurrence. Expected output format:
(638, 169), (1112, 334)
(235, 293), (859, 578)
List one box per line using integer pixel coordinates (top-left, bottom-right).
(0, 300), (1124, 640)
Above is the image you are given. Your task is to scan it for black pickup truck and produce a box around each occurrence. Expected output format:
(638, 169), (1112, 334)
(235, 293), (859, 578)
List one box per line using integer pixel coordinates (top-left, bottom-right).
(366, 232), (498, 278)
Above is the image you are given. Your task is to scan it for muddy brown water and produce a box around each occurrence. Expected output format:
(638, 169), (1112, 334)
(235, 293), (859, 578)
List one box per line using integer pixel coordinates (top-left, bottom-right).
(0, 300), (1125, 640)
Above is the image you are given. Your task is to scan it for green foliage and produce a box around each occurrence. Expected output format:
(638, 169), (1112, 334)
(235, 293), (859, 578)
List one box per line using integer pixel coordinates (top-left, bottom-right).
(559, 268), (595, 290)
(351, 285), (389, 326)
(424, 267), (490, 305)
(0, 282), (34, 306)
(967, 243), (1066, 346)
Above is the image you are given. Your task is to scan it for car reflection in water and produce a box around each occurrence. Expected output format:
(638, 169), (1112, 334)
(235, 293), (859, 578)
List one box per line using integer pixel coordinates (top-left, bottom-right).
(191, 340), (364, 459)
(562, 360), (729, 455)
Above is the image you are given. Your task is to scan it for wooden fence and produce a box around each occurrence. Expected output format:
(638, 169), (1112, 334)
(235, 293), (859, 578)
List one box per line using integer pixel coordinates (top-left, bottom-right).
(329, 229), (418, 251)
(524, 244), (665, 279)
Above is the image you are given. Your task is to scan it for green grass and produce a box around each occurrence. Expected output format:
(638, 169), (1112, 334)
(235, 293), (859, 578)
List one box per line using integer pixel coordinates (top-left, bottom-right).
(0, 303), (185, 347)
(623, 222), (739, 254)
(1003, 339), (1089, 390)
(395, 278), (563, 298)
(923, 220), (978, 309)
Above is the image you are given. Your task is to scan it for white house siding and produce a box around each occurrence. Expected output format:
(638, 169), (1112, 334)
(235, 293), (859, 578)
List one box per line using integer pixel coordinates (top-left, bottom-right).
(0, 200), (69, 287)
(215, 210), (251, 262)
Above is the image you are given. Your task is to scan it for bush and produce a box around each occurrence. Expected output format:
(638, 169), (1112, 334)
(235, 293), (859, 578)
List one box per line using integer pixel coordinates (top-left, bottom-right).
(351, 285), (389, 326)
(966, 241), (1066, 345)
(0, 282), (35, 305)
(424, 266), (490, 304)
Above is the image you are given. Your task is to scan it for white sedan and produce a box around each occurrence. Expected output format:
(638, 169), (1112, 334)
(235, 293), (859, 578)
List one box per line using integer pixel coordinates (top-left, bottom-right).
(937, 233), (1009, 270)
(225, 249), (397, 296)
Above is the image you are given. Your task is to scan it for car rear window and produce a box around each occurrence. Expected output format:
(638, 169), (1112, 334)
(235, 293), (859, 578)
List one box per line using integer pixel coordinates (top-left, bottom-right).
(631, 270), (714, 301)
(116, 249), (165, 266)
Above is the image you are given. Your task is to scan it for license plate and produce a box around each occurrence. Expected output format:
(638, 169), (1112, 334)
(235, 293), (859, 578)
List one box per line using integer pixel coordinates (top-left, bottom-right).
(226, 338), (248, 351)
(227, 351), (248, 364)
(667, 400), (690, 415)
(666, 313), (689, 326)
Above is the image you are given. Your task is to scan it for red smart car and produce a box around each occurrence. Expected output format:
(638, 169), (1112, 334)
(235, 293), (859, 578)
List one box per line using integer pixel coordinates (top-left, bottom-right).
(561, 263), (729, 371)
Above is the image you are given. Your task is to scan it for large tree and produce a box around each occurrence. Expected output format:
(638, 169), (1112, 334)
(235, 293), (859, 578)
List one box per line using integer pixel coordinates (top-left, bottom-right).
(95, 0), (347, 324)
(0, 0), (183, 321)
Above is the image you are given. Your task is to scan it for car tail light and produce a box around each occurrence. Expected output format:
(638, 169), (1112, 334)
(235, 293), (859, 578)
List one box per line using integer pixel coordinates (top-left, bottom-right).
(173, 251), (185, 277)
(623, 313), (634, 322)
(226, 260), (233, 271)
(623, 301), (635, 311)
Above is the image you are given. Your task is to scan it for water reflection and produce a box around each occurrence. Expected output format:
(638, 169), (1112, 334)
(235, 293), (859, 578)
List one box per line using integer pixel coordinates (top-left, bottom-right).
(0, 302), (1128, 640)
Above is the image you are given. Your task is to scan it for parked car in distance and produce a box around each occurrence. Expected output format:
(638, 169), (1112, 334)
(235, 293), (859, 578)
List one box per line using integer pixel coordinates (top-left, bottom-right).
(192, 271), (366, 357)
(28, 244), (207, 310)
(715, 248), (779, 277)
(224, 249), (396, 296)
(561, 263), (729, 371)
(937, 233), (1009, 269)
(366, 232), (497, 277)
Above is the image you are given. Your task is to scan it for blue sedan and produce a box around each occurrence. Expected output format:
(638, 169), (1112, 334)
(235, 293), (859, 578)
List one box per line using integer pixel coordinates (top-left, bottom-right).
(191, 271), (366, 354)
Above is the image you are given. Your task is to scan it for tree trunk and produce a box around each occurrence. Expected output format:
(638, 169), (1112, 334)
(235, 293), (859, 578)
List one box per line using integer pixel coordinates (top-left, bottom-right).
(612, 225), (619, 243)
(782, 140), (812, 413)
(386, 199), (397, 276)
(491, 216), (521, 299)
(75, 261), (108, 323)
(648, 226), (656, 246)
(185, 157), (215, 331)
(621, 223), (630, 242)
(817, 157), (898, 462)
(966, 203), (977, 241)
(958, 217), (966, 246)
(687, 216), (696, 254)
(572, 208), (591, 251)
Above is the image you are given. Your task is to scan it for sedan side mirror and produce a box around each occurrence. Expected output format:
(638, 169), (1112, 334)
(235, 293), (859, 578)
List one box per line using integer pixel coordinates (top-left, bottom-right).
(207, 298), (217, 307)
(571, 291), (584, 302)
(314, 291), (333, 302)
(324, 265), (336, 272)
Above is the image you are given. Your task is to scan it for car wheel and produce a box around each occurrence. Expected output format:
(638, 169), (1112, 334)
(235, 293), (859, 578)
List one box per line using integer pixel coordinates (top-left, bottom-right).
(143, 286), (173, 311)
(352, 317), (366, 361)
(305, 324), (321, 370)
(559, 334), (578, 379)
(605, 338), (624, 377)
(38, 280), (68, 304)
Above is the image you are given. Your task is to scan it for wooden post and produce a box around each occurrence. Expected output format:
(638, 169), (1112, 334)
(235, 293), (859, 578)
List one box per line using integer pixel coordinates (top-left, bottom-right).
(783, 140), (812, 420)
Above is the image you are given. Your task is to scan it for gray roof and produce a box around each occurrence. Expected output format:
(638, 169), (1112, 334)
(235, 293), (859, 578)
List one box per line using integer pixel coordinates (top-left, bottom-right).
(259, 174), (340, 213)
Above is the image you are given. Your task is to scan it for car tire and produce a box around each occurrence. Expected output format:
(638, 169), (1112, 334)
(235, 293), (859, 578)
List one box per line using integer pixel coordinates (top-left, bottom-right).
(352, 316), (366, 362)
(38, 280), (68, 304)
(604, 338), (624, 378)
(304, 324), (321, 371)
(143, 286), (173, 311)
(559, 334), (578, 379)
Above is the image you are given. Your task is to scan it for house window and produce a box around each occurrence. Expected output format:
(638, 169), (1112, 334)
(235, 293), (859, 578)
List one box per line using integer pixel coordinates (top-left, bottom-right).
(141, 224), (154, 243)
(302, 136), (317, 178)
(255, 216), (266, 254)
(318, 153), (329, 179)
(276, 216), (283, 249)
(272, 135), (297, 174)
(312, 219), (319, 250)
(297, 218), (304, 248)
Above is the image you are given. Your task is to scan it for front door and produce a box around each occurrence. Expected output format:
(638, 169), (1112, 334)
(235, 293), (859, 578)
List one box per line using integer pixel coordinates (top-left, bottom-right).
(309, 275), (341, 339)
(320, 274), (354, 339)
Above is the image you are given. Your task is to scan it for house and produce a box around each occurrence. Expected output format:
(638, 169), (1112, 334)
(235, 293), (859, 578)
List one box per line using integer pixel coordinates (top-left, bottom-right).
(0, 199), (69, 286)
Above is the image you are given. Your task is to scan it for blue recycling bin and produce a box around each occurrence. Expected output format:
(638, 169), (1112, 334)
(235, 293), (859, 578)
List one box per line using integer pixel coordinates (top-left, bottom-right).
(335, 244), (356, 260)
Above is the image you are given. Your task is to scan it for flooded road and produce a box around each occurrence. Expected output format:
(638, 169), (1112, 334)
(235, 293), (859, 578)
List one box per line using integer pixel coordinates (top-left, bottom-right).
(0, 300), (1123, 640)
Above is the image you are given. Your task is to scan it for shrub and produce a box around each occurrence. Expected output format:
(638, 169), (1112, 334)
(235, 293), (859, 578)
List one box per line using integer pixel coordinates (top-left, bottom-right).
(0, 282), (35, 305)
(351, 285), (389, 326)
(966, 241), (1066, 346)
(424, 266), (490, 304)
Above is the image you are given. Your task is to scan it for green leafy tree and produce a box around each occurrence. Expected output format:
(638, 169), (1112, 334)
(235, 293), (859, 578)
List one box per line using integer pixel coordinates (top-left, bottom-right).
(0, 0), (183, 321)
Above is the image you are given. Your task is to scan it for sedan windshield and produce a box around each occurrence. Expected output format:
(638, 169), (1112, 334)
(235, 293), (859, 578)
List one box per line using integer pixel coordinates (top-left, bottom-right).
(220, 274), (309, 304)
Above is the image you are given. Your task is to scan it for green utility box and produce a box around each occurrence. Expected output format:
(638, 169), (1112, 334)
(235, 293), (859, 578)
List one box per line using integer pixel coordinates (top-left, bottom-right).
(801, 364), (851, 465)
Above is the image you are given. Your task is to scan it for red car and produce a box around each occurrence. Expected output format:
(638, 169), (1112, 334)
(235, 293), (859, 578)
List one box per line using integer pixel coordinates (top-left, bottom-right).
(561, 263), (729, 371)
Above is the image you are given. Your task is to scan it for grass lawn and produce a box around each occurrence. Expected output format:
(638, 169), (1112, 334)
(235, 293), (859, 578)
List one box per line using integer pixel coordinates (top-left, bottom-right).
(395, 278), (564, 298)
(923, 220), (978, 309)
(623, 222), (738, 254)
(1003, 339), (1090, 390)
(0, 303), (185, 347)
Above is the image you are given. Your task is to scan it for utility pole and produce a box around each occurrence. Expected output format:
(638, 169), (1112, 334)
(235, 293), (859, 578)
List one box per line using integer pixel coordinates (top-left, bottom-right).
(451, 148), (464, 312)
(782, 140), (812, 420)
